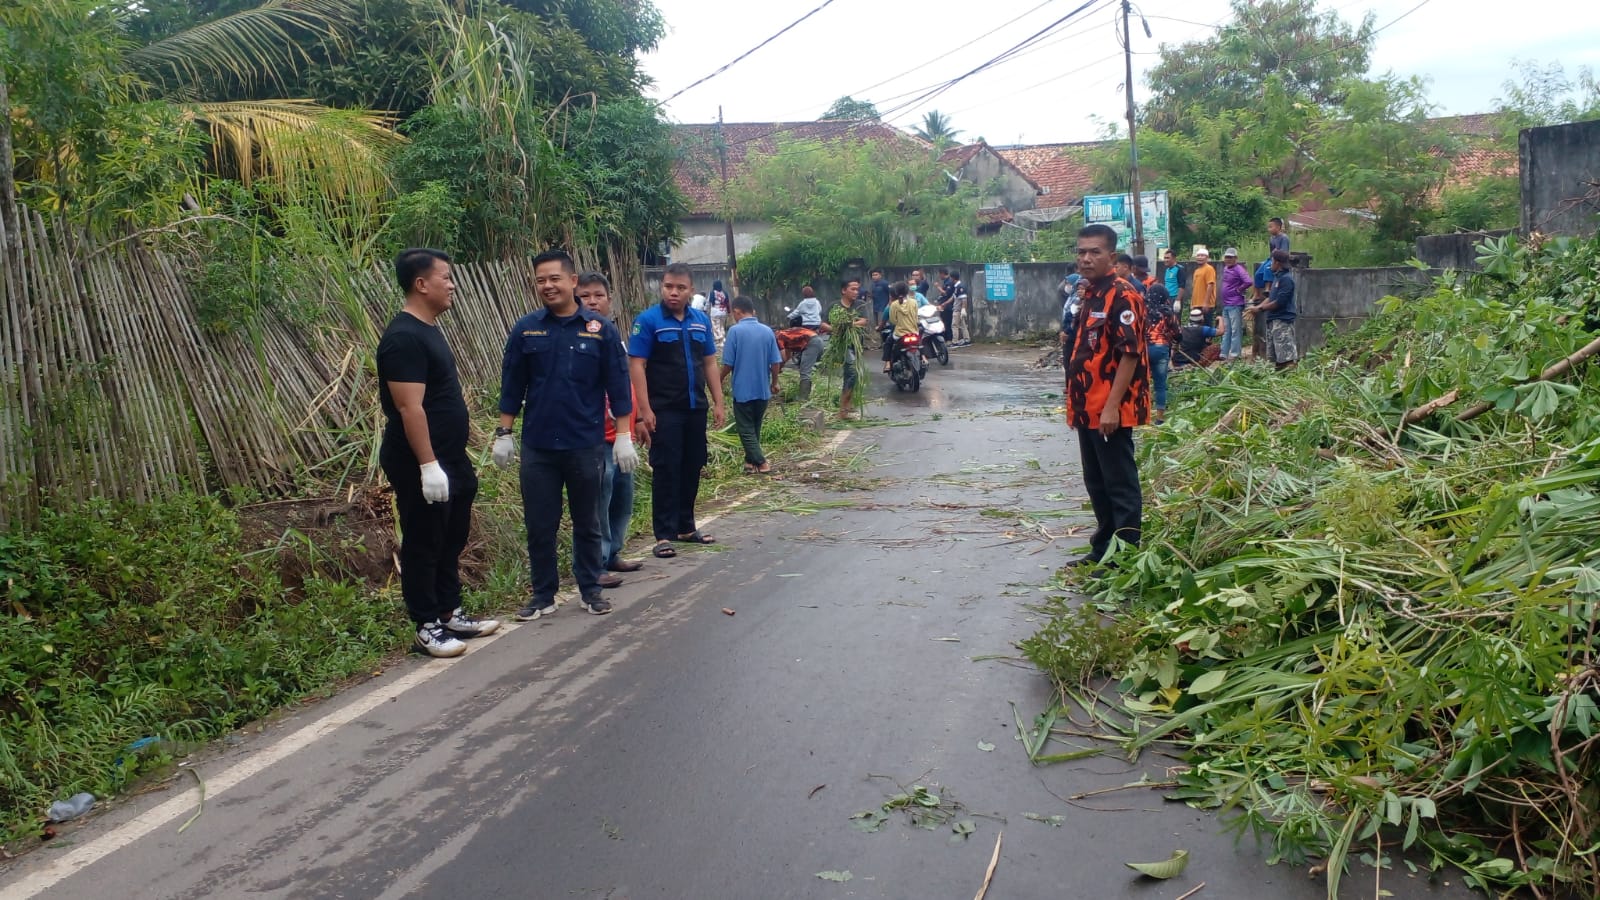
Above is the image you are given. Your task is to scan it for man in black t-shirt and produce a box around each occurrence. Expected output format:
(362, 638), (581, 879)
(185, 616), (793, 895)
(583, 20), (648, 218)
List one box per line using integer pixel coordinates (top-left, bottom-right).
(376, 248), (500, 658)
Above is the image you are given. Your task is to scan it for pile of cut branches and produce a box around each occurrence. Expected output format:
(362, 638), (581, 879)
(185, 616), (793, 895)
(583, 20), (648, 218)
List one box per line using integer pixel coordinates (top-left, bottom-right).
(1021, 233), (1600, 897)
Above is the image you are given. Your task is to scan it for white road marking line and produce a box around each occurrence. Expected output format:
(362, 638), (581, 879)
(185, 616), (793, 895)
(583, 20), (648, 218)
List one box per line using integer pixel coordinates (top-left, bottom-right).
(0, 625), (521, 900)
(3, 426), (856, 898)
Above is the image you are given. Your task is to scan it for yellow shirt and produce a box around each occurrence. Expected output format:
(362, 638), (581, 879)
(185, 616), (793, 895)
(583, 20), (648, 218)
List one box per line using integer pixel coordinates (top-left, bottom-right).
(1191, 263), (1217, 310)
(889, 297), (919, 337)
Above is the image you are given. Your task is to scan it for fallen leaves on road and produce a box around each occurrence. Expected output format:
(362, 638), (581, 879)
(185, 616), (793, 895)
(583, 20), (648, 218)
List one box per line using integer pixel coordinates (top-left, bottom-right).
(1125, 849), (1190, 880)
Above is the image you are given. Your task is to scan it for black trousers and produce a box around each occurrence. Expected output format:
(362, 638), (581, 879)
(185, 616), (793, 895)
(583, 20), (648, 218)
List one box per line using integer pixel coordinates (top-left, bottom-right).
(649, 407), (708, 539)
(382, 453), (478, 626)
(1075, 426), (1141, 560)
(521, 444), (607, 604)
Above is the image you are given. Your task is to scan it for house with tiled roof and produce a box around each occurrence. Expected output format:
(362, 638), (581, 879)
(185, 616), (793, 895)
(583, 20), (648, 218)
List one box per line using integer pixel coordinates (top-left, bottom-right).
(937, 140), (1043, 235)
(668, 120), (925, 264)
(1433, 113), (1517, 191)
(994, 141), (1109, 223)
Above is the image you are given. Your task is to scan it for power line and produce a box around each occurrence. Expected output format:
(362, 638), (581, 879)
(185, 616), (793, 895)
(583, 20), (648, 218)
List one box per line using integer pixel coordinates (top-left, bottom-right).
(873, 0), (1105, 123)
(761, 0), (1110, 125)
(846, 0), (1060, 99)
(938, 52), (1123, 118)
(661, 0), (842, 104)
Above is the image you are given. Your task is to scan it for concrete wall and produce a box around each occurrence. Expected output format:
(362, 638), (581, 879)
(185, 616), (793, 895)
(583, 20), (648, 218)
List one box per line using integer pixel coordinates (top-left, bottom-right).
(1290, 267), (1440, 351)
(1520, 118), (1600, 237)
(670, 218), (772, 265)
(640, 262), (1438, 353)
(1414, 230), (1512, 271)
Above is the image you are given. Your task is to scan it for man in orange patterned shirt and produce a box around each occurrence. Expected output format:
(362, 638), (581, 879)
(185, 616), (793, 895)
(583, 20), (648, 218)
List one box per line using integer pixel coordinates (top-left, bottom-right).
(1064, 223), (1149, 567)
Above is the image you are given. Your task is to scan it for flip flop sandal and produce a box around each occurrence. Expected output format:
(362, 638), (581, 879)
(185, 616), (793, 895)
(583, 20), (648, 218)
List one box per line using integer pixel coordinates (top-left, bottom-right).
(675, 531), (716, 544)
(756, 463), (772, 475)
(743, 463), (757, 474)
(652, 540), (677, 558)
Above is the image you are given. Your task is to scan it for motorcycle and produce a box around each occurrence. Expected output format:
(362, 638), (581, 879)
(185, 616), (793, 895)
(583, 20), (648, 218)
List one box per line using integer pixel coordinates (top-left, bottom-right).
(776, 306), (819, 369)
(917, 303), (949, 366)
(889, 328), (925, 392)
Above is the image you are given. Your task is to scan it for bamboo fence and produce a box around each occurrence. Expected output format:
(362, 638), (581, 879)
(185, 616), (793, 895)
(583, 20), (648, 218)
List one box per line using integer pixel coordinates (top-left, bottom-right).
(0, 208), (648, 528)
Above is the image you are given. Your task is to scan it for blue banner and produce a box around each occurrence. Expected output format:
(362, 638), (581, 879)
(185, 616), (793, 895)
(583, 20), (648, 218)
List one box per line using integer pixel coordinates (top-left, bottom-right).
(984, 263), (1015, 301)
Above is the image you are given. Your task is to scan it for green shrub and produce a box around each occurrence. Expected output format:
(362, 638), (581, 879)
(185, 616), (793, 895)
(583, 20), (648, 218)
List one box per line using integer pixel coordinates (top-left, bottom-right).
(0, 494), (404, 839)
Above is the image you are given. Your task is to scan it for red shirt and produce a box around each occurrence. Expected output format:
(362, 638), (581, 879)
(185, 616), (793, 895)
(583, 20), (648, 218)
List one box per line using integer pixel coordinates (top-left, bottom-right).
(1066, 275), (1150, 429)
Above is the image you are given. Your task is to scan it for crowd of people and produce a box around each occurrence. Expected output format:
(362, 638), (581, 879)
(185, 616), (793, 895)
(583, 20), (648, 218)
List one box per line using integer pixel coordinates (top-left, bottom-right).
(376, 251), (788, 658)
(1059, 217), (1299, 423)
(374, 225), (1300, 654)
(1059, 218), (1300, 572)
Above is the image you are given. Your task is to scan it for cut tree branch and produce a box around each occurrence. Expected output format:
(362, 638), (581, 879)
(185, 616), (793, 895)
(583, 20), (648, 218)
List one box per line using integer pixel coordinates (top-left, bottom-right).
(1454, 333), (1600, 423)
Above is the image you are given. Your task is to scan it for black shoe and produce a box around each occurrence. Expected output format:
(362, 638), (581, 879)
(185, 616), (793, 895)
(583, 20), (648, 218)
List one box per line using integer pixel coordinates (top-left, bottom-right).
(515, 600), (555, 622)
(1065, 555), (1103, 569)
(580, 595), (613, 615)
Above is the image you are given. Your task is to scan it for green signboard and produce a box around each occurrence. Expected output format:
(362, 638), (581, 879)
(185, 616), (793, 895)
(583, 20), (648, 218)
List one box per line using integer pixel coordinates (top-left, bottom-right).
(1082, 190), (1170, 253)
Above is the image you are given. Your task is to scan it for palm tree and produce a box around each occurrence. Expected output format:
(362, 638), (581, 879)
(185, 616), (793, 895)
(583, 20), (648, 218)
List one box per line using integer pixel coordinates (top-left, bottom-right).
(914, 110), (962, 149)
(6, 0), (402, 225)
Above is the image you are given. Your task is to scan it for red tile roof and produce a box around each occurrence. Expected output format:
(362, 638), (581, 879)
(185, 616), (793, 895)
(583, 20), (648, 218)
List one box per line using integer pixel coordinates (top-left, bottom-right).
(994, 142), (1108, 209)
(671, 121), (926, 217)
(1441, 145), (1518, 191)
(1430, 113), (1507, 138)
(938, 143), (982, 167)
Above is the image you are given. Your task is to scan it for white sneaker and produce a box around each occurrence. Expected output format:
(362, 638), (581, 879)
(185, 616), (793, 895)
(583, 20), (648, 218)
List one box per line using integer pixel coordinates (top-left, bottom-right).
(442, 608), (500, 637)
(414, 622), (466, 658)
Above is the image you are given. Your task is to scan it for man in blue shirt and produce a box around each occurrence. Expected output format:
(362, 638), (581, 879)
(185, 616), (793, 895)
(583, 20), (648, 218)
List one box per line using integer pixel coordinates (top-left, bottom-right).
(1246, 249), (1297, 371)
(720, 297), (783, 474)
(629, 262), (727, 559)
(868, 269), (891, 330)
(495, 250), (635, 619)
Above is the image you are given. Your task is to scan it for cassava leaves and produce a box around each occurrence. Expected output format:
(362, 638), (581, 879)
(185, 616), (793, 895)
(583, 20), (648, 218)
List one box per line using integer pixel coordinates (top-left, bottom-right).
(1023, 232), (1600, 897)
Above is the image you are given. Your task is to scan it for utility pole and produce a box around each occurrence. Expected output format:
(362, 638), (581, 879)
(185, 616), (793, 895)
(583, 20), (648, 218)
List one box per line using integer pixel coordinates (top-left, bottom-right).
(1122, 0), (1145, 257)
(716, 106), (740, 294)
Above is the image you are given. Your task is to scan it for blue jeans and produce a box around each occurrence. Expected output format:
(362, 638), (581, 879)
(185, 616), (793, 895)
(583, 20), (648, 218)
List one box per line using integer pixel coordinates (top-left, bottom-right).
(520, 445), (606, 604)
(1148, 343), (1170, 411)
(597, 442), (635, 567)
(1221, 306), (1244, 358)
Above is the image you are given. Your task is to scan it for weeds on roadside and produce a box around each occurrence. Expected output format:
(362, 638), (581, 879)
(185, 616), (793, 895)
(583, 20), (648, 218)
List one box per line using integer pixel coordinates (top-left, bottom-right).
(0, 494), (403, 843)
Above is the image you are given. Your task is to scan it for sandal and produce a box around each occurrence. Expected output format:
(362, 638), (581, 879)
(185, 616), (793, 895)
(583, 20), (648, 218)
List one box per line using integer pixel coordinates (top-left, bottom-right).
(743, 463), (757, 475)
(756, 462), (772, 475)
(675, 530), (716, 544)
(652, 540), (677, 558)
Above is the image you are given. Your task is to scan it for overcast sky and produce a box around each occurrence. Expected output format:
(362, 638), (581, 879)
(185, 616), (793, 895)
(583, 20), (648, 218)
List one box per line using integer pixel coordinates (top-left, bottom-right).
(641, 0), (1600, 144)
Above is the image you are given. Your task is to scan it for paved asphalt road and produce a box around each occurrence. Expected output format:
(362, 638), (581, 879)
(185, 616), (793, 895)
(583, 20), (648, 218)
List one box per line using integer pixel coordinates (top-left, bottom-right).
(1, 348), (1478, 899)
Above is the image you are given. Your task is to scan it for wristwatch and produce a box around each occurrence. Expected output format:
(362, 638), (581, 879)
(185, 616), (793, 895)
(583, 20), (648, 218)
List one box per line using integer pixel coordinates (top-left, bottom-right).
(494, 426), (514, 437)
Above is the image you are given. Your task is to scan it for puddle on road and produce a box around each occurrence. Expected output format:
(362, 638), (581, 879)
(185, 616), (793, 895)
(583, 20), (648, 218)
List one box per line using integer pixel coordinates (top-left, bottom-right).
(866, 349), (1062, 414)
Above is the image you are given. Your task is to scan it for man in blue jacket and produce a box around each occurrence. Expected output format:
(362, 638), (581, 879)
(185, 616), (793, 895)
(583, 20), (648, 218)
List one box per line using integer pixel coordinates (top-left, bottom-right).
(494, 250), (635, 620)
(629, 263), (727, 559)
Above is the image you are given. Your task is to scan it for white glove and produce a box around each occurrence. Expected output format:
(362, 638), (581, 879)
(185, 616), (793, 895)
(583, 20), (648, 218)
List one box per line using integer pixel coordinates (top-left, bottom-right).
(492, 433), (516, 467)
(612, 433), (639, 475)
(420, 461), (450, 504)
